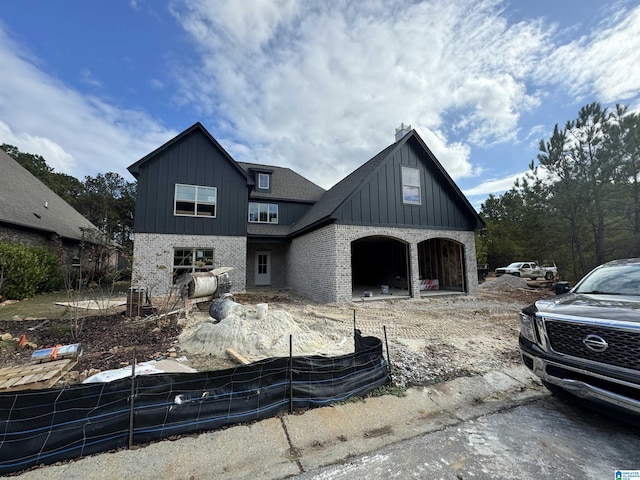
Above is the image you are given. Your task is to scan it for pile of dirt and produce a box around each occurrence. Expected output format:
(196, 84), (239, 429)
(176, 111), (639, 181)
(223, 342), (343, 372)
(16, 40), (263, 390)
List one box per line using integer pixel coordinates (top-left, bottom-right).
(179, 303), (350, 361)
(479, 274), (529, 290)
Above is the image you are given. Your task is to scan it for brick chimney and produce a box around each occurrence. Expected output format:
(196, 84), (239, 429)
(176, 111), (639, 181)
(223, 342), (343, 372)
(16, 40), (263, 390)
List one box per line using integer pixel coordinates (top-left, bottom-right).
(395, 123), (412, 142)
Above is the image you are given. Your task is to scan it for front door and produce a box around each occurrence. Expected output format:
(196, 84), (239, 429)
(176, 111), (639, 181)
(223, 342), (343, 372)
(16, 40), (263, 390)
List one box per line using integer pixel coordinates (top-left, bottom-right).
(255, 251), (271, 286)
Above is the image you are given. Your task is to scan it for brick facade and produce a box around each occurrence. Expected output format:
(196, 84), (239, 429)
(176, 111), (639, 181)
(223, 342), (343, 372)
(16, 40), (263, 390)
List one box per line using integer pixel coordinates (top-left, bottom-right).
(132, 233), (247, 296)
(133, 226), (478, 304)
(0, 225), (78, 266)
(286, 224), (479, 303)
(286, 226), (338, 302)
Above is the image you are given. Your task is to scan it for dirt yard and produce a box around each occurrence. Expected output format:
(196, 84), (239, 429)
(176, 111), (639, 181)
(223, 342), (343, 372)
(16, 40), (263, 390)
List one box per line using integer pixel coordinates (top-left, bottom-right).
(0, 275), (553, 388)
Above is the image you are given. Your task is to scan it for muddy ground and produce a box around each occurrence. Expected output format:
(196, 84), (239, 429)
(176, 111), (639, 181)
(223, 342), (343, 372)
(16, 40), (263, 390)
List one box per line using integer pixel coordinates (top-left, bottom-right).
(0, 275), (553, 388)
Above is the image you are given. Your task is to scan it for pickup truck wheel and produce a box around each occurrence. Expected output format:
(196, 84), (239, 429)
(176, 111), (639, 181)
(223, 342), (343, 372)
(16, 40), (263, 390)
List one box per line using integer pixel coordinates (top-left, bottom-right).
(531, 277), (537, 280)
(545, 271), (554, 281)
(512, 272), (520, 277)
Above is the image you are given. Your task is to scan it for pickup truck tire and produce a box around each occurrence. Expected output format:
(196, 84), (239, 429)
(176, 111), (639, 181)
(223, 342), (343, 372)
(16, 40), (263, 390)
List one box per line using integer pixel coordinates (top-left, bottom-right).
(531, 277), (538, 280)
(512, 272), (520, 277)
(545, 271), (554, 281)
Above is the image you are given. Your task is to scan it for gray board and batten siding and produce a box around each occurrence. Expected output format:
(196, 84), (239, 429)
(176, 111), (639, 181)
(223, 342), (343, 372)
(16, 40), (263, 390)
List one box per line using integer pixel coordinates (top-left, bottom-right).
(335, 137), (479, 230)
(290, 131), (483, 237)
(128, 125), (252, 237)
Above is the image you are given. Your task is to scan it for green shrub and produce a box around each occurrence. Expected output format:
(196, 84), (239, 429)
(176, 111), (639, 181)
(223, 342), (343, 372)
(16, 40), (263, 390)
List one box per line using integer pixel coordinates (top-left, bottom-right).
(32, 246), (63, 292)
(0, 243), (62, 300)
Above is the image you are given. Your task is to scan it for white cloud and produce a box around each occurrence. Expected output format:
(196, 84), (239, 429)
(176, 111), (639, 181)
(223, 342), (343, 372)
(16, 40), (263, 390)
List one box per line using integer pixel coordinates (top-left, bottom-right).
(0, 24), (175, 179)
(541, 4), (640, 103)
(463, 172), (526, 197)
(150, 78), (164, 90)
(170, 0), (552, 188)
(1, 0), (637, 203)
(0, 120), (75, 172)
(80, 68), (102, 89)
(417, 127), (474, 179)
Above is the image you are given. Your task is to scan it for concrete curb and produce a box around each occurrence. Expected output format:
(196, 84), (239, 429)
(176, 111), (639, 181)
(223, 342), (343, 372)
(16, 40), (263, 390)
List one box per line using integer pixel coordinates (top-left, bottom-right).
(8, 366), (549, 480)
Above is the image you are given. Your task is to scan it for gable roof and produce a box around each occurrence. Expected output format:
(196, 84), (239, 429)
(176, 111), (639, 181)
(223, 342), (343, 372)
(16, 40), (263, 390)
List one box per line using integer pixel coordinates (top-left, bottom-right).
(237, 162), (325, 203)
(290, 130), (484, 235)
(127, 122), (253, 186)
(0, 150), (99, 242)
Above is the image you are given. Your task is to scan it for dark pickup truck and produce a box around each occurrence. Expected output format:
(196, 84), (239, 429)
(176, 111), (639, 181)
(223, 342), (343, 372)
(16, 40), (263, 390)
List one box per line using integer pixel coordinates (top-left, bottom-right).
(519, 258), (640, 421)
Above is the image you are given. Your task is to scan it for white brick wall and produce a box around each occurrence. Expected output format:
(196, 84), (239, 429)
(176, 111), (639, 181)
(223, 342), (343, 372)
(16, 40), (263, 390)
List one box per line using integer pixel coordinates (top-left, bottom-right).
(286, 226), (338, 302)
(132, 233), (246, 296)
(287, 224), (479, 303)
(133, 226), (479, 304)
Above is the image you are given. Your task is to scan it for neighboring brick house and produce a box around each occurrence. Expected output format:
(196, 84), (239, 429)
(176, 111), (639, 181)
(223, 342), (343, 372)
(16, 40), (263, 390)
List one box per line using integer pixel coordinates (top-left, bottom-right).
(0, 149), (100, 266)
(128, 122), (485, 303)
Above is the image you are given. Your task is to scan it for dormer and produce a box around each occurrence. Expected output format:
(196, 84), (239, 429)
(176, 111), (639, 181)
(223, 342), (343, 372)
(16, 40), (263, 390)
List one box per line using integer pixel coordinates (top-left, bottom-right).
(250, 167), (274, 193)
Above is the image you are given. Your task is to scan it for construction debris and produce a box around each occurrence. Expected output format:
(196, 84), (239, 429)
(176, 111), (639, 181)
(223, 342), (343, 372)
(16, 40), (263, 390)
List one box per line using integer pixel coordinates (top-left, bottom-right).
(226, 347), (250, 365)
(0, 359), (77, 392)
(31, 343), (82, 363)
(82, 358), (197, 383)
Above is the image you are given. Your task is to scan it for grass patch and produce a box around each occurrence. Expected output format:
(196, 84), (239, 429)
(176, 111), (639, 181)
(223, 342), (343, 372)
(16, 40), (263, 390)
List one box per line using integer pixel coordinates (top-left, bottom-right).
(368, 383), (407, 398)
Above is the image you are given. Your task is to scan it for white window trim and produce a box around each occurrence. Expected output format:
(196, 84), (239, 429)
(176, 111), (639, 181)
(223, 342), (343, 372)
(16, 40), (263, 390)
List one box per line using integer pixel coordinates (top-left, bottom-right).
(258, 173), (270, 189)
(401, 166), (422, 205)
(174, 183), (217, 218)
(248, 202), (279, 224)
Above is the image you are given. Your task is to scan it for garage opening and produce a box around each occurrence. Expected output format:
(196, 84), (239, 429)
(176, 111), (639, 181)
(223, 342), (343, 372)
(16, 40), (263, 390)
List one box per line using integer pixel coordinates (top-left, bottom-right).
(418, 238), (466, 294)
(351, 236), (409, 298)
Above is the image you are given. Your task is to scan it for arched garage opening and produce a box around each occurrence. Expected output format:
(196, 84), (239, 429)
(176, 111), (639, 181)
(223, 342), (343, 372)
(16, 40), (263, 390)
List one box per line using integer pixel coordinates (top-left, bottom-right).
(418, 238), (466, 293)
(351, 236), (410, 297)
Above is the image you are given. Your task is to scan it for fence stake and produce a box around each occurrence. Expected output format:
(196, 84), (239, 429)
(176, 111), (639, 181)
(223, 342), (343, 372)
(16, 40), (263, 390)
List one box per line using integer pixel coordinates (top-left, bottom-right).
(383, 325), (392, 383)
(353, 310), (357, 351)
(128, 350), (136, 449)
(289, 334), (293, 414)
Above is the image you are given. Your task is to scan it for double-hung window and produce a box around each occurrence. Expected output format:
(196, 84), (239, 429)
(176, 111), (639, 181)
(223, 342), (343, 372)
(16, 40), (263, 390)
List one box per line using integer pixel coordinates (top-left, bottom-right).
(174, 184), (217, 217)
(249, 203), (278, 223)
(401, 167), (421, 205)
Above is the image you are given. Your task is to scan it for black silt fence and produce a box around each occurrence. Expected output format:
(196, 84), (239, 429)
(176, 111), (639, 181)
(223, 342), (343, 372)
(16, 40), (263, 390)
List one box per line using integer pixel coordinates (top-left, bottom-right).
(0, 330), (389, 474)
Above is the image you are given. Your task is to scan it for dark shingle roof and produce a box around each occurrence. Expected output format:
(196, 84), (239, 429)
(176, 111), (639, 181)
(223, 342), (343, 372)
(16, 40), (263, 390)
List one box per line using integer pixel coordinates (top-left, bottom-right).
(289, 139), (400, 234)
(237, 162), (325, 202)
(0, 150), (98, 241)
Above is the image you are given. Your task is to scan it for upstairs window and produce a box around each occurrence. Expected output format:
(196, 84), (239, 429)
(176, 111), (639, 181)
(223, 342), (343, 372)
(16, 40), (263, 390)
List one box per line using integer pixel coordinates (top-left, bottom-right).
(258, 173), (270, 190)
(401, 166), (421, 205)
(175, 184), (217, 217)
(249, 202), (278, 223)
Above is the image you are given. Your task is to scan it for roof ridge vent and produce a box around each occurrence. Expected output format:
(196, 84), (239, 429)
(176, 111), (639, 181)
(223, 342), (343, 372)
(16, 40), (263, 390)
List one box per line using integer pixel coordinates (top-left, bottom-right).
(395, 123), (412, 142)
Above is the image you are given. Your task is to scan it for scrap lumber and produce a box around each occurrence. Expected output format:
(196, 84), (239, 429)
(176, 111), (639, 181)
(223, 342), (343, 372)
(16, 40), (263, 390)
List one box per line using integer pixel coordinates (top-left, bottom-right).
(0, 359), (76, 392)
(226, 348), (250, 365)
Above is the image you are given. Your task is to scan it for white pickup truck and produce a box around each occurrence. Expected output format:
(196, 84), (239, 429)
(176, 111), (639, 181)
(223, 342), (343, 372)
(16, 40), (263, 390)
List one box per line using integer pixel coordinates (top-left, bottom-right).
(495, 261), (557, 280)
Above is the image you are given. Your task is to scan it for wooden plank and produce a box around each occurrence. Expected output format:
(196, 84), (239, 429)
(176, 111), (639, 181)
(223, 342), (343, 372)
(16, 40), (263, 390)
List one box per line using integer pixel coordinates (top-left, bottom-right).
(226, 348), (250, 365)
(0, 360), (76, 392)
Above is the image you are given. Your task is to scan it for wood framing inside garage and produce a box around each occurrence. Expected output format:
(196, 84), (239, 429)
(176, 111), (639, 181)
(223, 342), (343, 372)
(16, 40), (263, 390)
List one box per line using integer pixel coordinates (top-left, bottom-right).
(418, 238), (465, 292)
(350, 236), (468, 297)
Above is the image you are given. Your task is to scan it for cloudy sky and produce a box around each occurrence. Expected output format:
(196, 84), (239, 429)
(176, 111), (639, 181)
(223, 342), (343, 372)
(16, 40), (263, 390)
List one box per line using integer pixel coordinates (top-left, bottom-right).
(1, 0), (640, 210)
